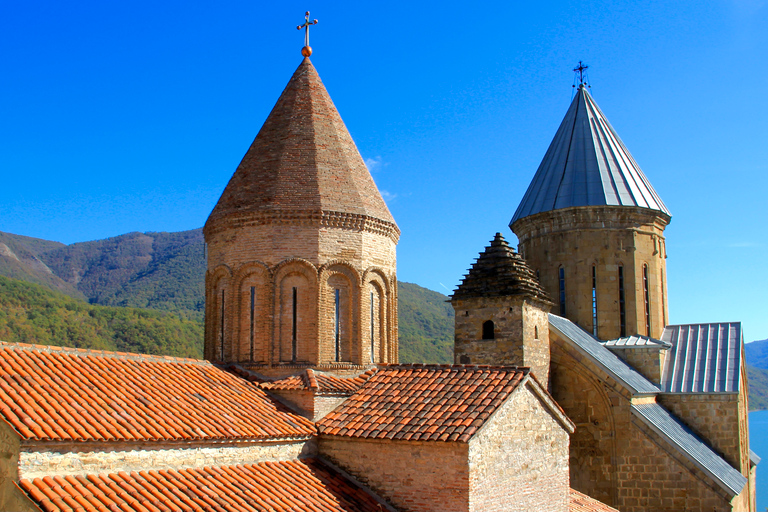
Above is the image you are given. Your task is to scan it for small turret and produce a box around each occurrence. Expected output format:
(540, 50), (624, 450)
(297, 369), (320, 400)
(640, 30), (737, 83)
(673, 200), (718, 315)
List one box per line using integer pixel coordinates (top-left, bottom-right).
(451, 233), (553, 384)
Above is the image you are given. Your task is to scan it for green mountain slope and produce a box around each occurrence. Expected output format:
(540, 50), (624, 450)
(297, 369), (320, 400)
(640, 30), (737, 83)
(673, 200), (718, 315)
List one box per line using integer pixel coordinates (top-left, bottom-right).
(398, 282), (454, 364)
(746, 338), (768, 369)
(0, 275), (202, 358)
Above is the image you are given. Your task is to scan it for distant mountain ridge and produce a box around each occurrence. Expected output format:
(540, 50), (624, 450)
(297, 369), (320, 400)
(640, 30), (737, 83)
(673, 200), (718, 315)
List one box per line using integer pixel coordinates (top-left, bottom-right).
(0, 228), (454, 364)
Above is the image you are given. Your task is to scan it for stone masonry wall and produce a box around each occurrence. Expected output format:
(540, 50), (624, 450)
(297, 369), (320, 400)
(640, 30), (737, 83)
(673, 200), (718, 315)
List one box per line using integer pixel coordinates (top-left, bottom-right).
(513, 206), (669, 340)
(468, 382), (570, 512)
(319, 437), (469, 512)
(19, 439), (315, 480)
(610, 347), (665, 385)
(0, 421), (38, 512)
(453, 296), (551, 383)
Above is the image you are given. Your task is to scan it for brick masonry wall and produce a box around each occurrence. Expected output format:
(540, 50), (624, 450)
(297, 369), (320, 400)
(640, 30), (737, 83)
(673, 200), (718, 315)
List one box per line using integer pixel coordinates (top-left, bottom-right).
(513, 206), (670, 340)
(453, 296), (551, 384)
(204, 223), (397, 367)
(19, 439), (315, 480)
(468, 382), (570, 512)
(268, 389), (349, 421)
(319, 437), (470, 512)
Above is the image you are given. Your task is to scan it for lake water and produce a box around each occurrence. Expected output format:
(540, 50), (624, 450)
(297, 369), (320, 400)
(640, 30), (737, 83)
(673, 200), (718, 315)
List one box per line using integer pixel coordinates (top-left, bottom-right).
(750, 410), (768, 511)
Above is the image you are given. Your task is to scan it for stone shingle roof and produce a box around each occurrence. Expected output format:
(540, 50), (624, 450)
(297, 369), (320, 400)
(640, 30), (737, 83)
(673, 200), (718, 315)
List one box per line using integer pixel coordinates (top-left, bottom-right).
(261, 368), (376, 394)
(19, 458), (387, 512)
(451, 233), (551, 302)
(205, 57), (398, 238)
(318, 364), (531, 442)
(0, 342), (314, 442)
(511, 84), (670, 226)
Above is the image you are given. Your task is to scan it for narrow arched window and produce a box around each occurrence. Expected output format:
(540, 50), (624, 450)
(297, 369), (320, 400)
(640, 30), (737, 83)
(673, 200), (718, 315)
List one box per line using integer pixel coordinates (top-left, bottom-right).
(334, 288), (341, 362)
(618, 266), (626, 337)
(592, 265), (598, 337)
(292, 287), (298, 361)
(482, 320), (495, 340)
(249, 286), (256, 361)
(558, 267), (566, 316)
(534, 325), (539, 340)
(643, 264), (651, 336)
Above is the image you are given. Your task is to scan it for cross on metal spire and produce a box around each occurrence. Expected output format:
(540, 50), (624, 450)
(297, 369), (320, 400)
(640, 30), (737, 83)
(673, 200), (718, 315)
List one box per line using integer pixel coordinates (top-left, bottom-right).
(573, 61), (589, 88)
(297, 11), (318, 57)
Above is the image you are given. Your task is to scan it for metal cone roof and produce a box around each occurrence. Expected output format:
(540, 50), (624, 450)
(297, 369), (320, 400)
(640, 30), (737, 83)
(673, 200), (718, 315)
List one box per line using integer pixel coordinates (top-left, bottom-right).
(510, 86), (670, 226)
(206, 57), (396, 233)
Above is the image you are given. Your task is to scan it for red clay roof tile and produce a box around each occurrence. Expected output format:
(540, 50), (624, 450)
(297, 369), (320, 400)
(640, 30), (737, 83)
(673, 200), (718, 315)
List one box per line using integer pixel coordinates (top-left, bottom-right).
(0, 342), (314, 443)
(19, 459), (389, 512)
(317, 364), (529, 442)
(569, 489), (619, 512)
(260, 368), (376, 394)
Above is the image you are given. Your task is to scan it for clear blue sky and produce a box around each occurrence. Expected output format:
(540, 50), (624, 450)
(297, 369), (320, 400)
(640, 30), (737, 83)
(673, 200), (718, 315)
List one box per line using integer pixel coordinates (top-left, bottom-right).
(2, 1), (767, 340)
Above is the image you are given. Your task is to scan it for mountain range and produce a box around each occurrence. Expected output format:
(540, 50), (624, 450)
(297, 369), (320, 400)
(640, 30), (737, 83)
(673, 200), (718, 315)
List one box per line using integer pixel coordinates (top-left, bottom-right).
(2, 227), (767, 409)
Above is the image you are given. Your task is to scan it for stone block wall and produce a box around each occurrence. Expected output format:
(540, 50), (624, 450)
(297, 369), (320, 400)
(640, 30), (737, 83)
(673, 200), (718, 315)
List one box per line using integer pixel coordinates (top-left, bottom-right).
(453, 296), (551, 383)
(319, 437), (470, 512)
(610, 347), (665, 385)
(0, 421), (37, 512)
(267, 389), (349, 421)
(468, 382), (570, 512)
(512, 206), (670, 340)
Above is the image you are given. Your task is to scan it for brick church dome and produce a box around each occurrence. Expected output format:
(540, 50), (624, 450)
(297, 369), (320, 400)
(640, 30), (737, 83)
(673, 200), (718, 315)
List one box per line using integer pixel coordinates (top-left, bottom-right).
(205, 57), (397, 237)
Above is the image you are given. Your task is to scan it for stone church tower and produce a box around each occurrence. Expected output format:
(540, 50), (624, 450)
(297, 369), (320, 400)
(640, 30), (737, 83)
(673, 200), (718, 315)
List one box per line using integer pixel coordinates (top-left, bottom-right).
(510, 83), (671, 340)
(451, 233), (553, 382)
(203, 56), (399, 374)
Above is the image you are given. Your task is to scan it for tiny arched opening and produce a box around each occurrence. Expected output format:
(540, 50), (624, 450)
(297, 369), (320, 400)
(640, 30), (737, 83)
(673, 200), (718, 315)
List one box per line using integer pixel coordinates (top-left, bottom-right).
(482, 320), (495, 340)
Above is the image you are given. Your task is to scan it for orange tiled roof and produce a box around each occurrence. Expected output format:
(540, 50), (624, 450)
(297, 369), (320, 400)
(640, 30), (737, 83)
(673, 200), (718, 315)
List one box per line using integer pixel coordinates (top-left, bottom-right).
(261, 368), (376, 393)
(0, 342), (314, 442)
(569, 489), (620, 512)
(19, 458), (386, 512)
(317, 364), (529, 442)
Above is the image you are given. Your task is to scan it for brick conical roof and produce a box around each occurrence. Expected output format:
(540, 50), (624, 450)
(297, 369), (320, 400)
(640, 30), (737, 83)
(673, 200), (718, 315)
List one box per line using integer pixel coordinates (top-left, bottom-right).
(451, 233), (552, 302)
(205, 58), (397, 237)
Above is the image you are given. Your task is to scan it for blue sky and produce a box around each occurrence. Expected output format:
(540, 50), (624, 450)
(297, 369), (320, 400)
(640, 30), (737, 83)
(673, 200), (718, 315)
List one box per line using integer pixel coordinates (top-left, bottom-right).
(2, 1), (767, 340)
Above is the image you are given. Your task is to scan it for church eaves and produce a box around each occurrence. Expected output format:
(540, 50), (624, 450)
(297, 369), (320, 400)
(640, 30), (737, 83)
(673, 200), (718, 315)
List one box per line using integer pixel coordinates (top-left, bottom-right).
(510, 85), (670, 226)
(205, 57), (398, 239)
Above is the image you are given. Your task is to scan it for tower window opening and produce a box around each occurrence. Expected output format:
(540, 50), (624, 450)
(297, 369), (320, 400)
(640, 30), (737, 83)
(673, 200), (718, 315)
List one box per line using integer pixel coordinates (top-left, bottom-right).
(291, 287), (298, 361)
(370, 291), (375, 363)
(482, 320), (495, 340)
(335, 289), (341, 362)
(534, 325), (539, 340)
(643, 264), (651, 336)
(592, 265), (598, 337)
(249, 286), (255, 361)
(618, 266), (626, 337)
(220, 289), (225, 361)
(558, 267), (566, 316)
(536, 270), (540, 282)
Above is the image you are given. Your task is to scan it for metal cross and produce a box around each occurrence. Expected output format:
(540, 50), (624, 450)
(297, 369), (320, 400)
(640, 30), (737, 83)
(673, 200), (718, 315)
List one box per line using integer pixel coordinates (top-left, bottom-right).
(573, 61), (589, 86)
(297, 11), (318, 48)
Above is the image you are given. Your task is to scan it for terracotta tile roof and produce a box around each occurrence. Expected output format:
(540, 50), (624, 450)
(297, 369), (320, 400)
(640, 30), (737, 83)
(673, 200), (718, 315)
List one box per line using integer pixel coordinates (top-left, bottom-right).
(0, 342), (314, 442)
(569, 489), (619, 512)
(261, 368), (376, 394)
(317, 364), (530, 442)
(19, 458), (386, 512)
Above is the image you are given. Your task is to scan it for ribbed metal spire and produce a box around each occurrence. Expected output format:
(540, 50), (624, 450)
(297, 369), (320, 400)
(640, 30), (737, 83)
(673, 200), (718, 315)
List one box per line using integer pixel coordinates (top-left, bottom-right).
(510, 85), (670, 226)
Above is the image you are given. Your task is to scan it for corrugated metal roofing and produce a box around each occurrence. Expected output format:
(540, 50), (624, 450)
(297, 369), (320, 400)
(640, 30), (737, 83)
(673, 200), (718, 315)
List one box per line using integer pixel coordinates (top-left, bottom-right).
(632, 402), (747, 496)
(603, 335), (672, 349)
(511, 85), (670, 225)
(660, 323), (742, 393)
(548, 314), (659, 395)
(751, 450), (761, 465)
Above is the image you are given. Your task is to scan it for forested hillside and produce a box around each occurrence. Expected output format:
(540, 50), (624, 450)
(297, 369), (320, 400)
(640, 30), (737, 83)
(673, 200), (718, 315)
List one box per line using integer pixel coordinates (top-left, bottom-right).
(0, 275), (202, 358)
(397, 282), (454, 363)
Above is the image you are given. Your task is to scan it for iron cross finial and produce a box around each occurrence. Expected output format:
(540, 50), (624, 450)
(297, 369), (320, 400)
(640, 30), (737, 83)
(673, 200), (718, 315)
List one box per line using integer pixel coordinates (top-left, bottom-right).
(573, 61), (589, 87)
(297, 11), (318, 57)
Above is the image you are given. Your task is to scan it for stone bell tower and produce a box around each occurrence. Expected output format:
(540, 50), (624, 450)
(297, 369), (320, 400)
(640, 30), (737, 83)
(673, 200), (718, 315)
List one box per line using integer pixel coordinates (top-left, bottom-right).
(203, 51), (399, 374)
(451, 233), (553, 383)
(510, 83), (671, 340)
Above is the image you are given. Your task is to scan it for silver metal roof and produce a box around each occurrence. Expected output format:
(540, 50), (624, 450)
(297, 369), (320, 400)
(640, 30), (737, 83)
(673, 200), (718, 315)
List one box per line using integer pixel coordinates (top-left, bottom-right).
(660, 323), (742, 393)
(603, 335), (672, 349)
(751, 450), (761, 466)
(548, 314), (660, 395)
(510, 86), (670, 225)
(632, 402), (747, 496)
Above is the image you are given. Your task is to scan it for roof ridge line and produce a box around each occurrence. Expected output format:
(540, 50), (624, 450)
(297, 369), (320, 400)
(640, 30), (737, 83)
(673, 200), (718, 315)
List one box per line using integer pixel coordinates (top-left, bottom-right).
(0, 341), (207, 365)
